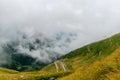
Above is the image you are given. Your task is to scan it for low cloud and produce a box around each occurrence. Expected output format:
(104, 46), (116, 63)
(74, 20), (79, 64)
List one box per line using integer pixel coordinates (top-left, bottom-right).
(0, 0), (120, 63)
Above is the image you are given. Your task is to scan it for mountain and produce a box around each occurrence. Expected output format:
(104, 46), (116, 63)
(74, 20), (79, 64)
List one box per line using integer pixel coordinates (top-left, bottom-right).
(0, 33), (120, 80)
(40, 33), (120, 79)
(0, 32), (74, 71)
(1, 40), (47, 71)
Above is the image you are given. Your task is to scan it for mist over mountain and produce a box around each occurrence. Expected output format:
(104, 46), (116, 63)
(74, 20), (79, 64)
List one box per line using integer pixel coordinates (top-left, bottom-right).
(2, 32), (77, 62)
(0, 32), (78, 71)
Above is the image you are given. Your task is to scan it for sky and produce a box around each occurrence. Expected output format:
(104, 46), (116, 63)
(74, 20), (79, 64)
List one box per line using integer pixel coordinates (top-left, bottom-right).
(0, 0), (120, 63)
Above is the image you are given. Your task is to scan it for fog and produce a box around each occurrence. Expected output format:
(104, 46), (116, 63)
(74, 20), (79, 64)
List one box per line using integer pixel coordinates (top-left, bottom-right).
(0, 0), (120, 63)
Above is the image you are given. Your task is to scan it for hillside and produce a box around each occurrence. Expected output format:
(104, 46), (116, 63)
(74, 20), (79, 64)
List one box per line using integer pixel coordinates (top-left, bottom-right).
(42, 33), (120, 71)
(40, 33), (120, 79)
(0, 47), (120, 80)
(58, 47), (120, 80)
(0, 33), (120, 80)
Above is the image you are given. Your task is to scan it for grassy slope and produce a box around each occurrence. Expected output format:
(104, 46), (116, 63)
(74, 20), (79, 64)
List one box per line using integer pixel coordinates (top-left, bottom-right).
(41, 33), (120, 80)
(42, 33), (120, 72)
(58, 47), (120, 80)
(0, 33), (120, 80)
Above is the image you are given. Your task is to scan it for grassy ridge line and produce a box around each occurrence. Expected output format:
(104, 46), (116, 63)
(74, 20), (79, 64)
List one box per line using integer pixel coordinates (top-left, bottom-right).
(42, 33), (120, 72)
(61, 33), (120, 59)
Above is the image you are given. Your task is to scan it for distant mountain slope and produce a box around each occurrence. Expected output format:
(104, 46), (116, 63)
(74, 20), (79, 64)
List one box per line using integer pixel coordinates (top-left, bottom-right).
(42, 33), (120, 72)
(61, 33), (120, 59)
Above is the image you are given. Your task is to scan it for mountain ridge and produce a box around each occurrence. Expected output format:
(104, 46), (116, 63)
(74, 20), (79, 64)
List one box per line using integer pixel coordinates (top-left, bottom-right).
(0, 33), (120, 80)
(42, 33), (120, 71)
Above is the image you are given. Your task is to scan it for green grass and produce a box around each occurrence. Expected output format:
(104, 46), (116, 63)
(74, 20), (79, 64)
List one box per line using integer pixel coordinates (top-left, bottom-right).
(0, 70), (71, 80)
(0, 68), (18, 74)
(58, 47), (120, 80)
